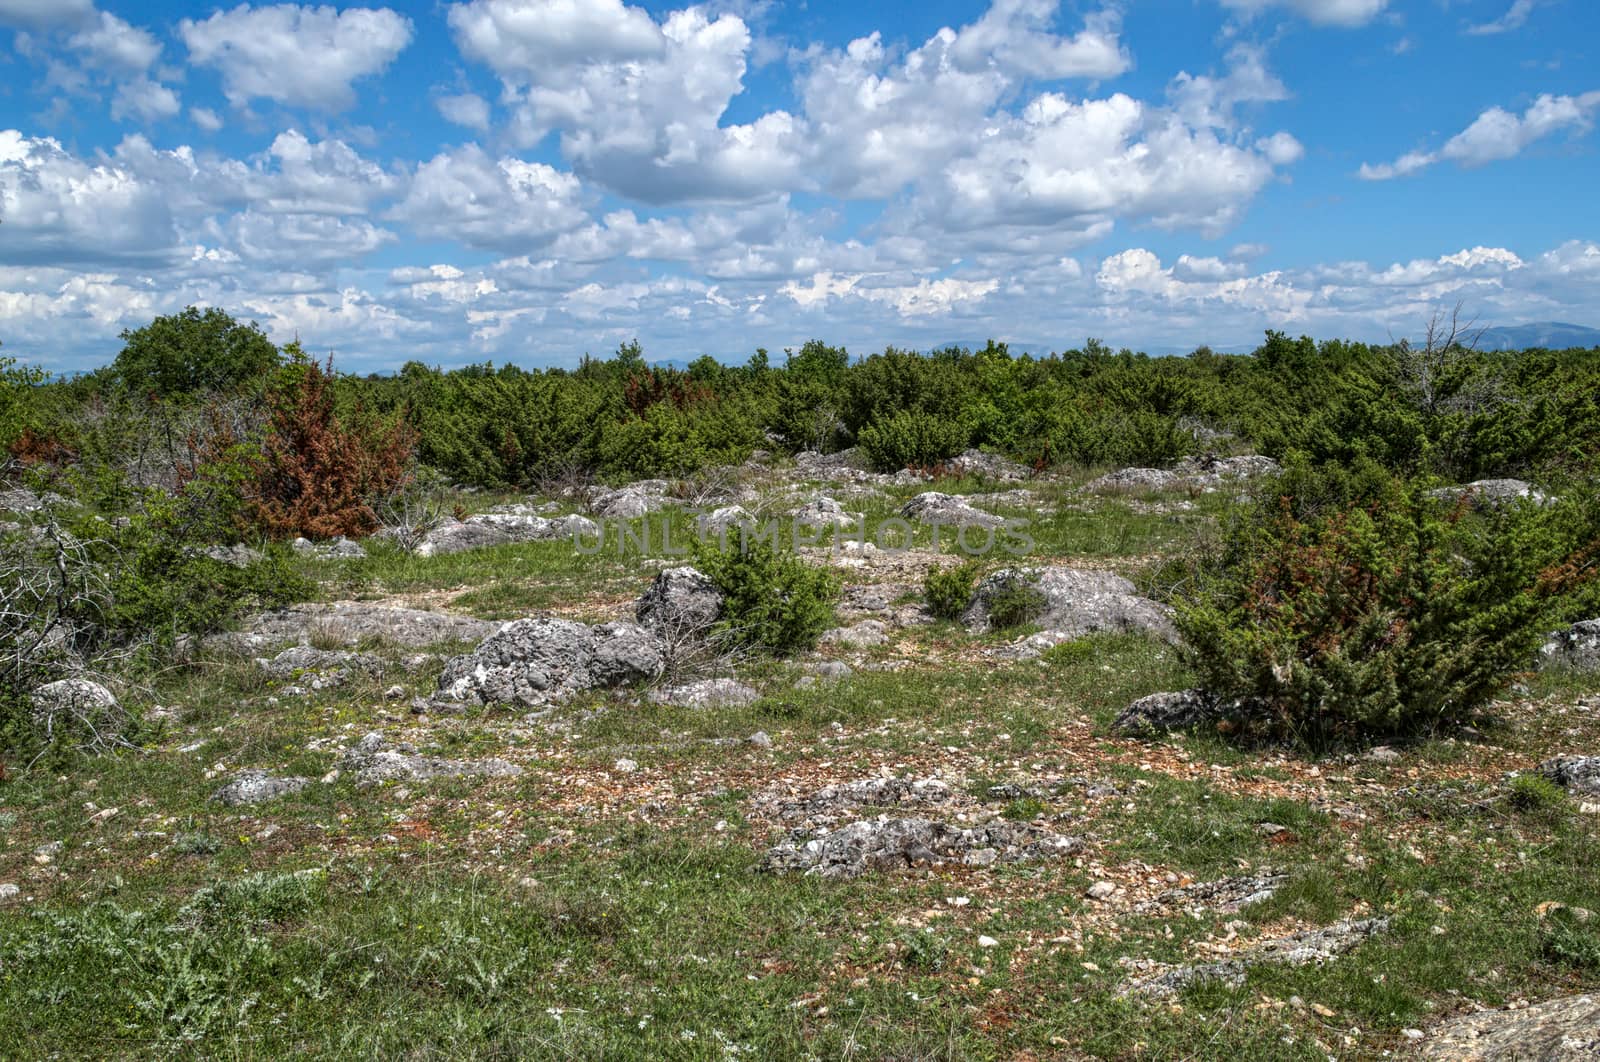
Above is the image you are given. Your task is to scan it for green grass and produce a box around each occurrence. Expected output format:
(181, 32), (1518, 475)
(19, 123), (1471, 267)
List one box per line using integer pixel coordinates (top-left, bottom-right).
(4, 469), (1599, 1058)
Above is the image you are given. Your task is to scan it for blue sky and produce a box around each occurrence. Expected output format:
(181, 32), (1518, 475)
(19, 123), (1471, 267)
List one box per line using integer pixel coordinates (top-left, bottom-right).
(1, 0), (1596, 372)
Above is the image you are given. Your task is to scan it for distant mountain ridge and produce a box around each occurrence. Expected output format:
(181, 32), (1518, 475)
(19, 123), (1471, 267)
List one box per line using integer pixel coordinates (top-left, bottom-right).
(1472, 322), (1600, 351)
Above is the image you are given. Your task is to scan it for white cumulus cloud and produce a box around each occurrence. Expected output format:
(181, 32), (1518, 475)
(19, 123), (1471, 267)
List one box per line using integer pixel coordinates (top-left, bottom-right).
(181, 4), (414, 111)
(1360, 91), (1600, 178)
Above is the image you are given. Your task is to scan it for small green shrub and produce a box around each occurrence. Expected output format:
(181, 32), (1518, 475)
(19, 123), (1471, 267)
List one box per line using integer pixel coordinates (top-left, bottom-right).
(1507, 773), (1566, 812)
(1539, 907), (1600, 970)
(858, 409), (970, 472)
(693, 538), (839, 656)
(986, 578), (1047, 630)
(1002, 797), (1047, 821)
(925, 561), (981, 620)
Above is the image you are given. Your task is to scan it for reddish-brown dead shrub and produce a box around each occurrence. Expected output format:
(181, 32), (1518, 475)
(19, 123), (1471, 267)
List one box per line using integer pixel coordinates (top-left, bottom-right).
(248, 352), (415, 540)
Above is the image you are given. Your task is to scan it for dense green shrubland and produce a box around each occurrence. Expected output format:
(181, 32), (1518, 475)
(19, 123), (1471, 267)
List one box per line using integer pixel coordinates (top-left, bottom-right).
(12, 310), (1600, 493)
(6, 308), (1599, 746)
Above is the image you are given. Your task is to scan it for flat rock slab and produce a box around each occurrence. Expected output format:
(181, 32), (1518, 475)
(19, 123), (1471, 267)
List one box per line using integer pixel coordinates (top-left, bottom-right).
(648, 678), (761, 709)
(257, 646), (385, 679)
(211, 770), (311, 807)
(1134, 872), (1289, 914)
(213, 603), (497, 651)
(761, 815), (1082, 879)
(339, 733), (523, 787)
(1121, 917), (1390, 998)
(900, 492), (1006, 528)
(1422, 994), (1600, 1059)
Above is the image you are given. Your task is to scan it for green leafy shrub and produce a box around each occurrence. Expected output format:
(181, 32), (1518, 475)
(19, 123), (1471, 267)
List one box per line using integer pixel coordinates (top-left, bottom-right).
(693, 538), (839, 655)
(1507, 773), (1567, 812)
(1539, 906), (1600, 970)
(857, 409), (970, 472)
(985, 578), (1047, 630)
(1175, 469), (1590, 744)
(924, 561), (981, 620)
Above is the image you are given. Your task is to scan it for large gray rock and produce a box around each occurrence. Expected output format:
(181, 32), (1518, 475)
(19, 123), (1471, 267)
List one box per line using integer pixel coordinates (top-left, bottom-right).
(1172, 454), (1280, 485)
(1540, 620), (1600, 673)
(433, 617), (664, 708)
(29, 679), (124, 744)
(648, 678), (761, 709)
(1422, 993), (1600, 1059)
(414, 512), (598, 557)
(212, 603), (497, 651)
(962, 567), (1177, 642)
(413, 520), (513, 556)
(1537, 755), (1600, 796)
(590, 482), (674, 518)
(211, 770), (311, 807)
(636, 566), (724, 635)
(900, 492), (1005, 528)
(202, 544), (263, 568)
(1111, 689), (1261, 737)
(339, 733), (522, 787)
(761, 815), (1081, 879)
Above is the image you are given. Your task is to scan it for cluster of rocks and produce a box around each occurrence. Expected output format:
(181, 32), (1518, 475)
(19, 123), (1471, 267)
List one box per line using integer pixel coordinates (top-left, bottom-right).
(1536, 755), (1600, 796)
(1426, 478), (1553, 510)
(962, 567), (1177, 643)
(761, 816), (1081, 879)
(1119, 916), (1390, 998)
(1085, 455), (1280, 494)
(210, 770), (311, 807)
(256, 646), (386, 692)
(338, 732), (523, 787)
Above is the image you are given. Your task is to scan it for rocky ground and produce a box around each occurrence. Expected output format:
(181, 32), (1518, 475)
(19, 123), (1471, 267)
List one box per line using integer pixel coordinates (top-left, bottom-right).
(3, 453), (1597, 1058)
